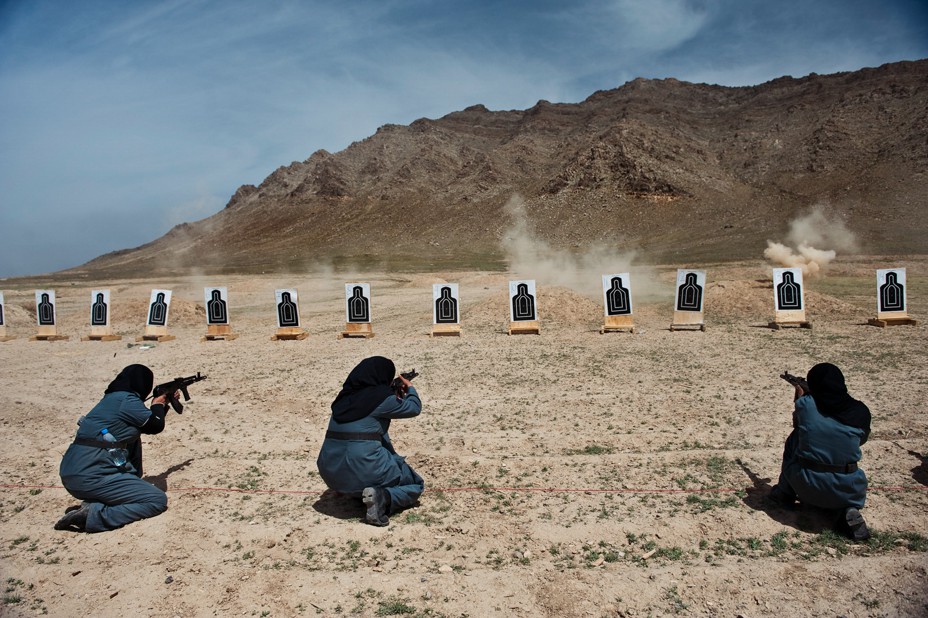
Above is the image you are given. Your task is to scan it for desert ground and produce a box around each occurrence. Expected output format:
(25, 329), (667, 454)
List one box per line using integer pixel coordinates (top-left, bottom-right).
(0, 257), (926, 617)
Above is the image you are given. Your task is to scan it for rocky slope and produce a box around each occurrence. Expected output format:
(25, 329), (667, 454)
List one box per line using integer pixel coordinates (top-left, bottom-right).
(76, 60), (928, 276)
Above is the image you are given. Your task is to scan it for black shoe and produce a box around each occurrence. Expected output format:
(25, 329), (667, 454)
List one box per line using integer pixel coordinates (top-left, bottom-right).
(767, 485), (797, 509)
(362, 487), (390, 527)
(54, 504), (89, 532)
(843, 507), (870, 542)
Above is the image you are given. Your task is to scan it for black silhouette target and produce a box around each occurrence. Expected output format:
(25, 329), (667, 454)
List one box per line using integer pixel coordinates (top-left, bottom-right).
(775, 270), (803, 311)
(91, 291), (108, 326)
(603, 275), (632, 316)
(206, 288), (229, 325)
(148, 291), (169, 326)
(433, 285), (459, 324)
(675, 272), (704, 312)
(510, 281), (537, 322)
(346, 284), (371, 323)
(37, 291), (56, 326)
(878, 270), (905, 313)
(276, 290), (300, 327)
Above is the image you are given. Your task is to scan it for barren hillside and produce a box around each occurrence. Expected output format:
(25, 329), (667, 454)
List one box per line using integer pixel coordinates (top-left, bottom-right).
(72, 60), (928, 277)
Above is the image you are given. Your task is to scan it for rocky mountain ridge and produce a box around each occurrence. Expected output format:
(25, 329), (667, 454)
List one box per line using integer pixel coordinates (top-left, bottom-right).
(76, 59), (928, 276)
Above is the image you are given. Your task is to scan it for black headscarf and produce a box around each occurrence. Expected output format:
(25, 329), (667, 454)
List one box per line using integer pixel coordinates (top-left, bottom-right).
(105, 364), (154, 400)
(807, 363), (871, 441)
(331, 357), (396, 423)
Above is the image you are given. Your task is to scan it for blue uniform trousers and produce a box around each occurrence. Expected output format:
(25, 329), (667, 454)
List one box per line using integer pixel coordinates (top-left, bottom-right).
(61, 472), (167, 533)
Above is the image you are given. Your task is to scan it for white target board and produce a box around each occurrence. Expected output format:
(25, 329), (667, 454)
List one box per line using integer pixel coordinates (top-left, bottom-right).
(204, 287), (230, 325)
(35, 290), (58, 326)
(509, 280), (538, 322)
(275, 289), (301, 328)
(0, 291), (5, 327)
(772, 268), (804, 312)
(674, 270), (705, 313)
(433, 283), (460, 325)
(146, 289), (173, 327)
(90, 289), (112, 327)
(345, 283), (372, 323)
(602, 273), (633, 316)
(876, 269), (907, 316)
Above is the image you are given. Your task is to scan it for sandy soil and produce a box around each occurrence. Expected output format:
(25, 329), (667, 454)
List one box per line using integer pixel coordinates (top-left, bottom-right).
(1, 258), (926, 617)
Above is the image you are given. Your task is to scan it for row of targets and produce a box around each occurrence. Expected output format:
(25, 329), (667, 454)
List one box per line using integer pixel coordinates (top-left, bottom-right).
(0, 268), (913, 341)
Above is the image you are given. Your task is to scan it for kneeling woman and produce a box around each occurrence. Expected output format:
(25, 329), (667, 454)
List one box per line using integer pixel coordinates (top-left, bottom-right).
(317, 357), (423, 526)
(55, 365), (176, 532)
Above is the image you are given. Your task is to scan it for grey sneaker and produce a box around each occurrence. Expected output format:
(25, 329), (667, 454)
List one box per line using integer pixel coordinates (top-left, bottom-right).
(362, 487), (390, 527)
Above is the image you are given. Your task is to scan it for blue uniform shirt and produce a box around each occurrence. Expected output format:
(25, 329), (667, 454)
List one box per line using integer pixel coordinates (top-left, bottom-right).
(316, 386), (421, 494)
(784, 394), (868, 509)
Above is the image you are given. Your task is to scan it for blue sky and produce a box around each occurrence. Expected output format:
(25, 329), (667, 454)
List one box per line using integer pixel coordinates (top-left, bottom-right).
(1, 0), (925, 277)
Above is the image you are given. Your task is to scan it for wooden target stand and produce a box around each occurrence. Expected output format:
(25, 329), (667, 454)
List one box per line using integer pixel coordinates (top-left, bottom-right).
(0, 325), (15, 342)
(670, 310), (705, 332)
(82, 325), (122, 342)
(137, 325), (176, 342)
(339, 322), (375, 339)
(271, 327), (308, 341)
(768, 309), (811, 330)
(601, 315), (635, 334)
(508, 320), (540, 335)
(431, 323), (462, 337)
(30, 325), (69, 341)
(868, 309), (917, 328)
(201, 324), (239, 342)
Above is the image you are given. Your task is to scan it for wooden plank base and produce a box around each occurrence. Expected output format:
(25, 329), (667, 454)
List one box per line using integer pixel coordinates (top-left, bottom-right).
(0, 336), (16, 342)
(868, 317), (918, 327)
(201, 333), (240, 342)
(136, 334), (176, 342)
(339, 323), (375, 339)
(601, 315), (634, 334)
(508, 321), (540, 335)
(271, 327), (308, 341)
(30, 334), (70, 341)
(431, 324), (462, 337)
(82, 334), (123, 341)
(670, 323), (705, 332)
(768, 321), (812, 330)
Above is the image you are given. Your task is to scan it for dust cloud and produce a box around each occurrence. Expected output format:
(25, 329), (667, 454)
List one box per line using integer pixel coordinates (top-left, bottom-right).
(501, 195), (662, 299)
(763, 206), (859, 277)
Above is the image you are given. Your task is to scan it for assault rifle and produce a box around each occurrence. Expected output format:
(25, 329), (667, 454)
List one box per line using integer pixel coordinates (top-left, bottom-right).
(392, 369), (419, 398)
(779, 370), (809, 394)
(151, 372), (207, 414)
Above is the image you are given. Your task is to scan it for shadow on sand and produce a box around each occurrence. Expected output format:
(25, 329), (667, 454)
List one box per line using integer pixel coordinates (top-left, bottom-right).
(312, 488), (365, 521)
(736, 459), (836, 534)
(894, 443), (928, 487)
(144, 459), (194, 492)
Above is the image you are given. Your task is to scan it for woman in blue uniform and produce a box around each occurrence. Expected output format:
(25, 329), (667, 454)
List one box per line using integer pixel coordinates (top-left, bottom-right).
(769, 363), (872, 541)
(317, 356), (423, 526)
(55, 365), (176, 532)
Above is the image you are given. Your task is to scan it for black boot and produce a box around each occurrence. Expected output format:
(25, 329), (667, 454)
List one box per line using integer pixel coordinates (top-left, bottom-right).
(54, 504), (90, 532)
(767, 485), (796, 509)
(842, 507), (870, 542)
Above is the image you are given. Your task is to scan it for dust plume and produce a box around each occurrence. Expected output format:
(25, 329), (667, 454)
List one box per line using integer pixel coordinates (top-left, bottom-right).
(763, 206), (859, 277)
(501, 195), (661, 299)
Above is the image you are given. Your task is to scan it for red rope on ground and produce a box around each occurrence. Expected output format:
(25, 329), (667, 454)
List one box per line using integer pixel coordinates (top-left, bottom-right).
(2, 483), (927, 496)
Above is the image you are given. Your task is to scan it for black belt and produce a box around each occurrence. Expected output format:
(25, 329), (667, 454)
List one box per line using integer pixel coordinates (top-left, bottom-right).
(73, 436), (129, 449)
(325, 431), (383, 441)
(799, 456), (858, 474)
